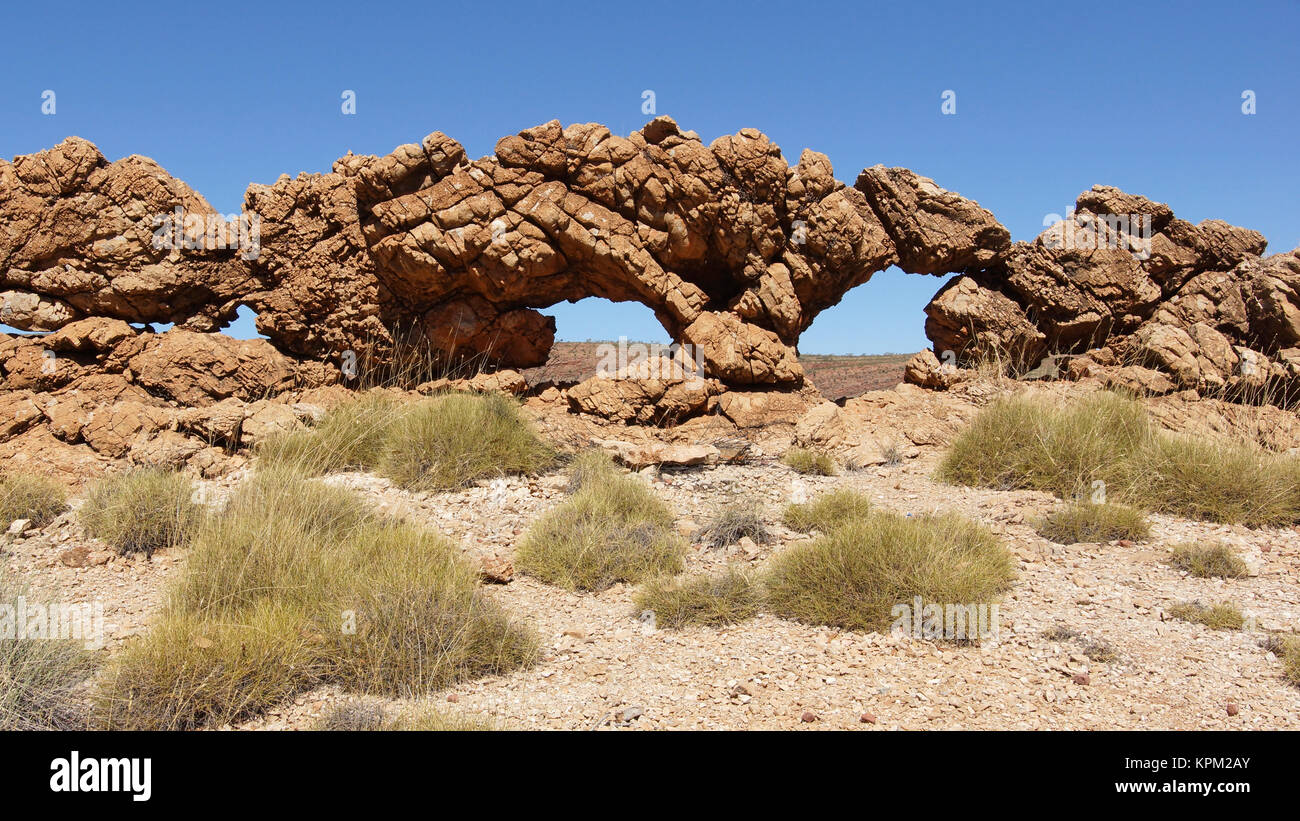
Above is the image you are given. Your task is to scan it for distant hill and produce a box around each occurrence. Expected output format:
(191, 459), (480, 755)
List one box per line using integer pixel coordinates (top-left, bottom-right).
(523, 343), (915, 401)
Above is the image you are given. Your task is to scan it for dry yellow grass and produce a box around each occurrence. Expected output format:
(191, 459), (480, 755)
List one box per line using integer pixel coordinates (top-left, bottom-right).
(1168, 601), (1246, 631)
(79, 468), (202, 556)
(1036, 501), (1150, 544)
(765, 506), (1014, 635)
(939, 391), (1300, 527)
(0, 565), (96, 730)
(259, 391), (554, 492)
(0, 472), (68, 529)
(97, 468), (537, 730)
(781, 488), (873, 533)
(1169, 542), (1249, 578)
(634, 566), (762, 629)
(516, 453), (686, 592)
(782, 448), (836, 476)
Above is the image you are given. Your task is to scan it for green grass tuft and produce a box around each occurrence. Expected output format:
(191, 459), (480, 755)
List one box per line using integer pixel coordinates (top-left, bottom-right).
(258, 391), (555, 492)
(257, 392), (399, 475)
(0, 472), (68, 529)
(79, 468), (202, 556)
(1169, 542), (1249, 579)
(378, 392), (554, 491)
(1168, 600), (1246, 631)
(1036, 501), (1150, 544)
(96, 468), (537, 730)
(781, 489), (873, 533)
(765, 507), (1015, 635)
(564, 449), (620, 494)
(516, 462), (686, 592)
(938, 391), (1300, 527)
(634, 566), (762, 629)
(782, 448), (836, 476)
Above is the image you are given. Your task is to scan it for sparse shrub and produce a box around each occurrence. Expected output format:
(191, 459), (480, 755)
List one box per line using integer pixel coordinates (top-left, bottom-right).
(0, 566), (96, 730)
(1036, 501), (1150, 544)
(1168, 600), (1245, 631)
(1264, 634), (1300, 686)
(765, 507), (1014, 634)
(1169, 542), (1249, 579)
(378, 392), (555, 491)
(0, 472), (68, 529)
(1042, 624), (1080, 642)
(1078, 637), (1118, 663)
(1043, 626), (1117, 662)
(782, 448), (836, 476)
(635, 566), (762, 629)
(97, 469), (537, 730)
(516, 462), (686, 592)
(938, 391), (1300, 527)
(697, 501), (772, 548)
(79, 468), (201, 555)
(782, 489), (873, 533)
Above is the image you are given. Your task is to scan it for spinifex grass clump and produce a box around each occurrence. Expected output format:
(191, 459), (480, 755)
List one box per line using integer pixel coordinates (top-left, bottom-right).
(697, 501), (772, 548)
(97, 468), (537, 730)
(781, 488), (873, 533)
(1169, 542), (1249, 579)
(782, 448), (836, 475)
(79, 468), (202, 556)
(938, 391), (1300, 527)
(313, 702), (494, 731)
(0, 566), (97, 730)
(258, 391), (554, 492)
(1036, 501), (1150, 544)
(765, 507), (1015, 634)
(515, 452), (686, 591)
(1264, 634), (1300, 686)
(566, 449), (618, 494)
(1168, 600), (1246, 631)
(634, 566), (762, 629)
(378, 392), (554, 491)
(257, 392), (399, 475)
(0, 472), (68, 528)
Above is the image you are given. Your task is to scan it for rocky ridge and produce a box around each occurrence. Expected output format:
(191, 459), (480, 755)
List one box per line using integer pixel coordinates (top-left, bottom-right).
(3, 121), (1298, 477)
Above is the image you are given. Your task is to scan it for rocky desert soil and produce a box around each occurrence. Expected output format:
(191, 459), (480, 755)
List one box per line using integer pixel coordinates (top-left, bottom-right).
(7, 377), (1298, 731)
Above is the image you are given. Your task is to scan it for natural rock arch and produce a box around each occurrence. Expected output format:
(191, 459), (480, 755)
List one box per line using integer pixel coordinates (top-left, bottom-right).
(4, 118), (1295, 404)
(1, 118), (1008, 388)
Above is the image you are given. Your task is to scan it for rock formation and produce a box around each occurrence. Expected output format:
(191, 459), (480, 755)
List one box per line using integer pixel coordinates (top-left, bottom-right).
(920, 185), (1296, 401)
(3, 119), (1009, 389)
(1, 119), (1293, 477)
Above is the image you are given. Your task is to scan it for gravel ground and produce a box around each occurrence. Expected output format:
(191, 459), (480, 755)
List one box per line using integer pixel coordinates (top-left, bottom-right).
(6, 401), (1299, 731)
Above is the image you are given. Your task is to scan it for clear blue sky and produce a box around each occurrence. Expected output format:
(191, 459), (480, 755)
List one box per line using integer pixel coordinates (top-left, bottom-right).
(2, 0), (1295, 353)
